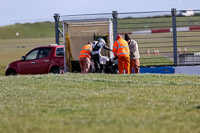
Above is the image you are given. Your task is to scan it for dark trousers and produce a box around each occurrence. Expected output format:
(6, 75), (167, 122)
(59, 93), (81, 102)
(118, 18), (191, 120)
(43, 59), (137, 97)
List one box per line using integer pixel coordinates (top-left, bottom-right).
(92, 54), (101, 73)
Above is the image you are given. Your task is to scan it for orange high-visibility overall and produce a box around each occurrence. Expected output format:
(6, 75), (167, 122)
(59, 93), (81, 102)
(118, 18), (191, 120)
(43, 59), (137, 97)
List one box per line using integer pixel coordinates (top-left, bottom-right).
(113, 38), (130, 74)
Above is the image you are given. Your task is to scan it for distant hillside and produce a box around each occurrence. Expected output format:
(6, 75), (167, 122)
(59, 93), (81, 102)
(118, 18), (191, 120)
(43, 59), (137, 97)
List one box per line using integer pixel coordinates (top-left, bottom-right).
(0, 22), (55, 39)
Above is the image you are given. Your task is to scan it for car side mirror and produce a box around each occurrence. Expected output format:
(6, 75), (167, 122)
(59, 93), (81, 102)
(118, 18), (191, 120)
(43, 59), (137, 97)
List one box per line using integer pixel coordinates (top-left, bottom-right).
(21, 56), (25, 61)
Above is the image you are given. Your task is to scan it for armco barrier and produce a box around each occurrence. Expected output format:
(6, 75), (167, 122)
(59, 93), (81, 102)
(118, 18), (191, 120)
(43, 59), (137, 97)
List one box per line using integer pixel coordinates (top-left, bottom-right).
(140, 66), (175, 74)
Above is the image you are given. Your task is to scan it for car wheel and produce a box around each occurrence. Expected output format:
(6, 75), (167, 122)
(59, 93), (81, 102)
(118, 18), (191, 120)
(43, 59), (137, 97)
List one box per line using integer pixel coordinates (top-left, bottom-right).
(52, 69), (60, 74)
(50, 67), (60, 74)
(6, 70), (17, 76)
(50, 66), (61, 74)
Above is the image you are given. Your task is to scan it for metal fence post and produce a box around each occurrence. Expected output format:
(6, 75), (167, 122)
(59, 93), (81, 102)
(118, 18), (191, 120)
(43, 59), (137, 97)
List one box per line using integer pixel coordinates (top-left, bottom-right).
(112, 11), (118, 41)
(53, 13), (60, 45)
(171, 8), (178, 65)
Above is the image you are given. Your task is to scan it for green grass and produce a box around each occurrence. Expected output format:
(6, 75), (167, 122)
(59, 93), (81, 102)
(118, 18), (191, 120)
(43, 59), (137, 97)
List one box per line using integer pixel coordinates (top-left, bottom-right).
(0, 73), (200, 133)
(0, 22), (55, 39)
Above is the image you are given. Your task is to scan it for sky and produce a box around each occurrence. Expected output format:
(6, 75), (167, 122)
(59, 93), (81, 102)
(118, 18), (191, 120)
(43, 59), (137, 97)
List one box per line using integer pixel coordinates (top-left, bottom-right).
(0, 0), (200, 26)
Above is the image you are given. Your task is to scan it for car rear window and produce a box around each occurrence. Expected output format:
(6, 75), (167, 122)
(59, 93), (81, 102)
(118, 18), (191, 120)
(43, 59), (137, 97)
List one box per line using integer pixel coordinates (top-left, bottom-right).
(56, 47), (64, 56)
(38, 48), (51, 59)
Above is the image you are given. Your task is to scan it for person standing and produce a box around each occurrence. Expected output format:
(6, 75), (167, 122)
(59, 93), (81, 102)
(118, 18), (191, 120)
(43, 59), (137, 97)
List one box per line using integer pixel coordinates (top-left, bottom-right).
(92, 38), (112, 73)
(113, 35), (130, 74)
(79, 42), (93, 73)
(124, 34), (140, 74)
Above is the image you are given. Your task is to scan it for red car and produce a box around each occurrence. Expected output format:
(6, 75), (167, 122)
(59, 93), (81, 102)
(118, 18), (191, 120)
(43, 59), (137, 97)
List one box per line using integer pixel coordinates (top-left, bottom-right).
(5, 44), (64, 76)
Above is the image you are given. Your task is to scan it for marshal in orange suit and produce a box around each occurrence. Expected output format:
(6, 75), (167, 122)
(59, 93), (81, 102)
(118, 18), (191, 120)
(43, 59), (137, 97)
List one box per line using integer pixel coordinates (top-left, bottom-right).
(113, 35), (130, 74)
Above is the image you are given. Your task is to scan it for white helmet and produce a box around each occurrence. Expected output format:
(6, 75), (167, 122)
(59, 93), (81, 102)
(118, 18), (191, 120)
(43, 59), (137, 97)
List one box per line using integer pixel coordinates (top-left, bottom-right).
(98, 38), (106, 45)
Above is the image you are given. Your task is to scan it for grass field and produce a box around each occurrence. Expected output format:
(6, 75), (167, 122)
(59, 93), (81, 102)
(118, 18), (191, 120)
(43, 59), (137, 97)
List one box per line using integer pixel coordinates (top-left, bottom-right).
(0, 73), (200, 133)
(0, 22), (54, 39)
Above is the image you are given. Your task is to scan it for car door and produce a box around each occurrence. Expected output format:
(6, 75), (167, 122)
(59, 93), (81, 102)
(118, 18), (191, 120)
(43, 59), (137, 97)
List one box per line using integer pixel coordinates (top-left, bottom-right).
(18, 49), (39, 74)
(35, 48), (51, 74)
